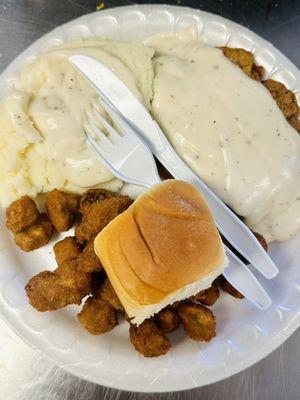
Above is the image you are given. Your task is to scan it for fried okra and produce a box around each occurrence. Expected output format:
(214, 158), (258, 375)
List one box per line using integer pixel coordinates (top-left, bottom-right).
(78, 297), (117, 335)
(178, 303), (216, 342)
(75, 194), (133, 243)
(79, 189), (114, 212)
(221, 47), (264, 81)
(53, 236), (82, 266)
(99, 278), (123, 311)
(217, 276), (244, 299)
(25, 259), (92, 311)
(190, 283), (220, 306)
(55, 259), (92, 292)
(15, 214), (53, 252)
(77, 239), (102, 273)
(6, 195), (39, 234)
(129, 319), (171, 357)
(155, 308), (181, 334)
(46, 189), (80, 232)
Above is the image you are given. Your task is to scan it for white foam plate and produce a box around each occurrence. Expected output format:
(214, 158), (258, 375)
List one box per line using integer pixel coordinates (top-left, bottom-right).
(0, 4), (299, 393)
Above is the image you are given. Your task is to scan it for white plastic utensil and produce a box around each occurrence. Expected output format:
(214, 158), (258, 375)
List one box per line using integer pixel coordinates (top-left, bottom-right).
(69, 54), (279, 281)
(85, 105), (161, 188)
(83, 98), (271, 310)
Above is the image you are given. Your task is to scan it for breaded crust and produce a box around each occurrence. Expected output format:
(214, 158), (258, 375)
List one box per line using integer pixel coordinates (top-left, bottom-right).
(190, 282), (220, 306)
(78, 297), (117, 335)
(6, 195), (39, 234)
(75, 194), (133, 243)
(129, 319), (171, 357)
(15, 214), (53, 252)
(46, 189), (80, 232)
(53, 236), (82, 266)
(178, 303), (216, 342)
(155, 308), (181, 334)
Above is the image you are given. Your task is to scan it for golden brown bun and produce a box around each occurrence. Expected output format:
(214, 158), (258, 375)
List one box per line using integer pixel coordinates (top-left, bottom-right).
(94, 180), (226, 322)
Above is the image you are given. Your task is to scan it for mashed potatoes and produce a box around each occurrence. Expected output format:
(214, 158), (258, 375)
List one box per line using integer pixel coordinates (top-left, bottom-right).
(0, 39), (154, 207)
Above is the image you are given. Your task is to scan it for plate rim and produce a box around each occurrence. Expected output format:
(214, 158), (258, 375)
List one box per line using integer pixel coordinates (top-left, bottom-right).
(0, 3), (299, 393)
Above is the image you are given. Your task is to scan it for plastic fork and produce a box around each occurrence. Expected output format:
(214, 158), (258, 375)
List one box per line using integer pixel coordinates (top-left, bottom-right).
(83, 101), (272, 310)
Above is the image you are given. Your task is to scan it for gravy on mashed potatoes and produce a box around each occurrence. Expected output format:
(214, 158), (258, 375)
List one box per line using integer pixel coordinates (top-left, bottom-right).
(0, 29), (300, 242)
(0, 39), (154, 205)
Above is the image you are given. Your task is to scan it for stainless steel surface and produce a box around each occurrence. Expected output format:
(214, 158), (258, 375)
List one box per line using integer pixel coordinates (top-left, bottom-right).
(0, 1), (299, 399)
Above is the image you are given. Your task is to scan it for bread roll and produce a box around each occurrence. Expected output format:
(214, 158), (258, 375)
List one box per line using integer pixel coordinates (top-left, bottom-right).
(94, 180), (227, 324)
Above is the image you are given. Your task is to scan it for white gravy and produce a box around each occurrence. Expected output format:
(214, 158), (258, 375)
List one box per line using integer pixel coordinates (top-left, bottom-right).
(147, 30), (300, 242)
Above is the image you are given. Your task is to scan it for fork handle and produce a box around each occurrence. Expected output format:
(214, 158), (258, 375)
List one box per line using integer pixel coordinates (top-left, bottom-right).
(154, 135), (278, 279)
